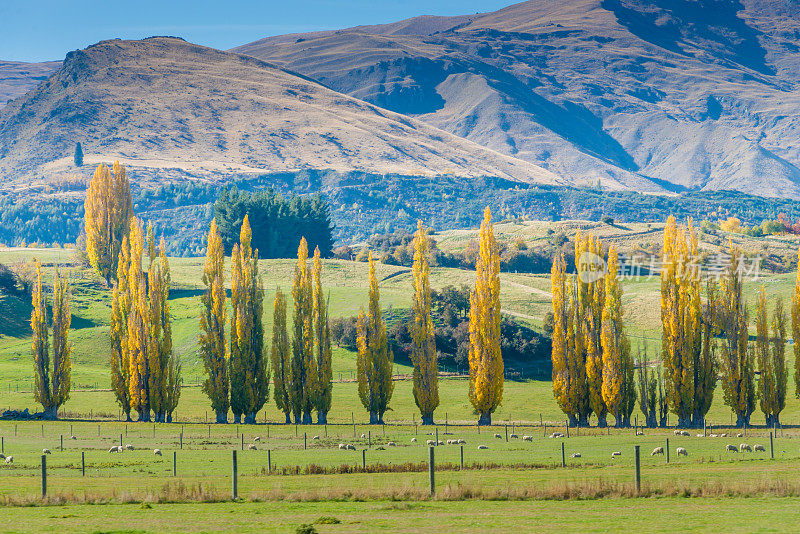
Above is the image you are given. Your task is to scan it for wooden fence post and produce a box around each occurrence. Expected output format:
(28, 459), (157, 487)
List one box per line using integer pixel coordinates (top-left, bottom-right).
(41, 455), (47, 498)
(173, 451), (177, 477)
(561, 441), (565, 467)
(232, 451), (238, 500)
(666, 438), (670, 463)
(770, 431), (774, 460)
(460, 445), (464, 470)
(81, 451), (85, 477)
(634, 445), (641, 494)
(428, 446), (435, 495)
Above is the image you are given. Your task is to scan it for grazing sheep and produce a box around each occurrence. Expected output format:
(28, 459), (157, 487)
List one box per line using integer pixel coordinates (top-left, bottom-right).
(360, 434), (366, 439)
(248, 444), (257, 450)
(387, 442), (397, 447)
(477, 445), (489, 450)
(696, 434), (704, 438)
(4, 456), (12, 464)
(510, 434), (519, 439)
(611, 451), (622, 458)
(636, 431), (644, 436)
(109, 446), (121, 453)
(710, 434), (719, 438)
(726, 444), (738, 453)
(736, 433), (743, 438)
(438, 440), (444, 446)
(124, 444), (134, 451)
(494, 433), (502, 439)
(346, 444), (356, 451)
(154, 449), (162, 456)
(651, 446), (664, 456)
(446, 439), (454, 445)
(676, 447), (688, 457)
(673, 429), (682, 436)
(410, 438), (417, 443)
(458, 439), (466, 445)
(70, 435), (77, 440)
(42, 449), (51, 455)
(253, 437), (261, 442)
(740, 443), (752, 452)
(571, 452), (581, 458)
(338, 443), (347, 450)
(426, 439), (436, 446)
(681, 430), (691, 437)
(754, 444), (766, 452)
(549, 432), (564, 439)
(312, 435), (320, 440)
(522, 435), (533, 442)
(721, 433), (728, 438)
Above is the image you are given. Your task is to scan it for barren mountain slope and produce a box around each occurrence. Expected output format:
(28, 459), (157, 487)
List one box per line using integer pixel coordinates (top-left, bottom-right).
(0, 60), (60, 107)
(235, 0), (800, 198)
(0, 37), (562, 190)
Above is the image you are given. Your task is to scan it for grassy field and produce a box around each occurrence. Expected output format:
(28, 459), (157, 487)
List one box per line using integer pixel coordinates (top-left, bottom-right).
(2, 222), (800, 533)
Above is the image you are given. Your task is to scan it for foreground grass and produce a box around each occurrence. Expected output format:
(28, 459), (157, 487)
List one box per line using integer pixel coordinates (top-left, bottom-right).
(1, 497), (798, 533)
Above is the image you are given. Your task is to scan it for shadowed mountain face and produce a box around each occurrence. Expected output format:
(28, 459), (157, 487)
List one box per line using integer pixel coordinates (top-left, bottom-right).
(234, 0), (800, 198)
(0, 60), (61, 107)
(0, 37), (562, 190)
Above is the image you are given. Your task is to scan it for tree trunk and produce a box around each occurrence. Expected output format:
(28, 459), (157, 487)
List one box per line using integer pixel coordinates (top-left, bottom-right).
(677, 415), (691, 428)
(42, 406), (58, 420)
(691, 412), (704, 429)
(774, 413), (781, 427)
(284, 412), (292, 424)
(293, 412), (302, 425)
(302, 412), (313, 425)
(137, 411), (151, 422)
(646, 410), (657, 428)
(735, 413), (746, 428)
(567, 414), (578, 427)
(125, 412), (132, 422)
(421, 414), (434, 425)
(377, 412), (385, 425)
(478, 412), (491, 426)
(596, 413), (608, 428)
(621, 413), (631, 428)
(244, 413), (256, 424)
(233, 413), (242, 424)
(166, 413), (173, 423)
(369, 411), (379, 425)
(317, 411), (328, 425)
(215, 410), (227, 424)
(577, 413), (589, 427)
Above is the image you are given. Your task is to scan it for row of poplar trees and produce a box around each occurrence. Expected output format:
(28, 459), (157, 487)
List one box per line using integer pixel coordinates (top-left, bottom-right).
(84, 162), (182, 422)
(552, 215), (799, 429)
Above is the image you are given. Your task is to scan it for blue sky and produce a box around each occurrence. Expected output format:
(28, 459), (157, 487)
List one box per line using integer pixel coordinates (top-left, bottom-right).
(0, 0), (515, 62)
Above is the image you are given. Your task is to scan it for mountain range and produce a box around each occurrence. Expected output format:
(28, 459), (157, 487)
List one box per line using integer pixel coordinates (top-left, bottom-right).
(1, 0), (800, 206)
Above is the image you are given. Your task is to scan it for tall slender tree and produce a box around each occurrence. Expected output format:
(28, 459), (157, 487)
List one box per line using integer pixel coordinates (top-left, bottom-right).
(312, 247), (333, 424)
(771, 297), (788, 427)
(601, 245), (632, 427)
(356, 252), (394, 424)
(31, 261), (72, 419)
(410, 221), (439, 425)
(468, 207), (503, 426)
(290, 238), (317, 424)
(636, 345), (658, 428)
(199, 219), (229, 423)
(147, 240), (176, 422)
(127, 219), (151, 422)
(73, 142), (83, 167)
(110, 234), (132, 421)
(271, 288), (292, 423)
(718, 239), (755, 428)
(229, 216), (269, 424)
(693, 280), (719, 427)
(84, 162), (132, 286)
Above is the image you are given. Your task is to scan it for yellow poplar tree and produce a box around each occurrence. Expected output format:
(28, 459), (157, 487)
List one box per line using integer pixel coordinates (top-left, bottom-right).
(660, 216), (701, 428)
(313, 247), (333, 424)
(31, 261), (72, 419)
(147, 240), (177, 422)
(356, 252), (395, 424)
(199, 219), (229, 423)
(84, 161), (132, 285)
(468, 207), (503, 426)
(410, 221), (439, 425)
(126, 218), (151, 422)
(718, 239), (755, 427)
(694, 280), (719, 426)
(601, 244), (631, 427)
(291, 238), (317, 424)
(271, 288), (292, 423)
(771, 297), (788, 427)
(229, 216), (269, 424)
(110, 234), (132, 420)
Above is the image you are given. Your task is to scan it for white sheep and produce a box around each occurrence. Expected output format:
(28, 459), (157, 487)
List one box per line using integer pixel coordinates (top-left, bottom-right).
(426, 439), (436, 446)
(494, 433), (502, 439)
(312, 435), (320, 440)
(437, 440), (444, 445)
(673, 429), (682, 436)
(410, 438), (417, 443)
(42, 449), (51, 455)
(338, 443), (346, 450)
(522, 435), (533, 442)
(458, 439), (466, 445)
(726, 444), (738, 452)
(720, 433), (728, 438)
(754, 444), (766, 452)
(477, 445), (488, 450)
(676, 447), (688, 457)
(387, 442), (397, 447)
(681, 430), (691, 437)
(510, 434), (519, 439)
(636, 431), (644, 436)
(611, 451), (622, 458)
(4, 456), (12, 464)
(446, 439), (454, 445)
(360, 433), (366, 439)
(124, 444), (134, 451)
(571, 452), (581, 458)
(696, 434), (704, 438)
(248, 444), (257, 450)
(253, 436), (261, 442)
(109, 446), (121, 453)
(651, 446), (664, 456)
(154, 449), (162, 456)
(710, 434), (719, 438)
(70, 435), (77, 440)
(736, 433), (743, 438)
(549, 432), (564, 439)
(346, 444), (356, 451)
(740, 443), (752, 452)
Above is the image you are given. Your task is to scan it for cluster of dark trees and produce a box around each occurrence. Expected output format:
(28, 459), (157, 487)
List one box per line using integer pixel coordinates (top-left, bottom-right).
(330, 284), (551, 377)
(213, 187), (334, 258)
